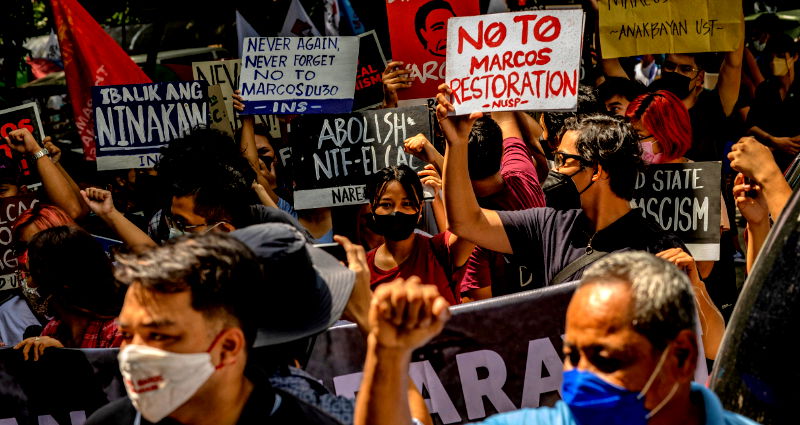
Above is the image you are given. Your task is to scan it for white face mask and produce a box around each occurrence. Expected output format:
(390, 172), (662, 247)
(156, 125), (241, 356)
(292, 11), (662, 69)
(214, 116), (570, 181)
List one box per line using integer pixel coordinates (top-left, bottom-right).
(118, 344), (218, 423)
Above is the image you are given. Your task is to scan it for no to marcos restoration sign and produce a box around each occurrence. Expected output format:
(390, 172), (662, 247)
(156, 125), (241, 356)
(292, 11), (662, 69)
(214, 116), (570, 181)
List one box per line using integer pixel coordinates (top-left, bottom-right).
(446, 10), (583, 114)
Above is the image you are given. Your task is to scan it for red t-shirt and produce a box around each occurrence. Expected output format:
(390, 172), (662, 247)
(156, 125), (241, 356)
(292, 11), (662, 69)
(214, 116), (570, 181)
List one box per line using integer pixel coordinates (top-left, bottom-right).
(461, 137), (546, 296)
(367, 232), (459, 305)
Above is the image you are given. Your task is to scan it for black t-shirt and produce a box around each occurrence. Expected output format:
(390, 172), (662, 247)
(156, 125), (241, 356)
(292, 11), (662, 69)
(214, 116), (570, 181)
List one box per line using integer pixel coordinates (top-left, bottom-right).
(497, 207), (686, 286)
(688, 89), (729, 162)
(85, 368), (345, 425)
(747, 77), (800, 168)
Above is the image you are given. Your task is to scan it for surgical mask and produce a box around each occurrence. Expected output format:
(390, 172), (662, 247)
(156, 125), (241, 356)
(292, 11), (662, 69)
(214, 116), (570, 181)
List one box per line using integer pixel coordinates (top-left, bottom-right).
(118, 335), (223, 423)
(369, 211), (419, 241)
(561, 347), (679, 425)
(640, 140), (664, 165)
(167, 227), (186, 240)
(657, 71), (693, 99)
(542, 169), (593, 210)
(752, 39), (767, 53)
(772, 57), (790, 77)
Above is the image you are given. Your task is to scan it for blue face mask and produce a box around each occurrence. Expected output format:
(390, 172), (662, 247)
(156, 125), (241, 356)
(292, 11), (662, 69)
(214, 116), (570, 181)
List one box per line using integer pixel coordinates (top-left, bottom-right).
(561, 348), (678, 425)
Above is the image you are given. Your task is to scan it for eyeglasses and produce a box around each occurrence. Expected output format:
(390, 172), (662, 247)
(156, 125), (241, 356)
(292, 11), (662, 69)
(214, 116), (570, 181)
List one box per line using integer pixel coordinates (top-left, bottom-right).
(662, 61), (700, 75)
(553, 151), (591, 169)
(166, 215), (226, 234)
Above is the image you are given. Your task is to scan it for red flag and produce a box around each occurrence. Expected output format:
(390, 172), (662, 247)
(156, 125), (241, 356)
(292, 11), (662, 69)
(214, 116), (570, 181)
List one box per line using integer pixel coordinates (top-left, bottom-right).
(51, 0), (151, 160)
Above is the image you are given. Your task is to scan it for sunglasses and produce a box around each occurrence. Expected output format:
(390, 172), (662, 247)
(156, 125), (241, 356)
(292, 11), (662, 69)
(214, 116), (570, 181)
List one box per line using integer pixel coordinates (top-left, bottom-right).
(553, 151), (591, 169)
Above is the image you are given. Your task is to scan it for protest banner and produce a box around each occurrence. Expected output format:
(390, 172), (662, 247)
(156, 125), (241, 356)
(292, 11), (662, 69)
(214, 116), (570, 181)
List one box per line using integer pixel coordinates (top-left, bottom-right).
(192, 59), (282, 139)
(207, 84), (234, 137)
(598, 0), (743, 59)
(445, 10), (583, 115)
(631, 162), (722, 261)
(353, 31), (387, 112)
(290, 106), (431, 209)
(0, 195), (39, 291)
(0, 103), (46, 187)
(92, 81), (209, 171)
(386, 0), (480, 101)
(239, 36), (359, 115)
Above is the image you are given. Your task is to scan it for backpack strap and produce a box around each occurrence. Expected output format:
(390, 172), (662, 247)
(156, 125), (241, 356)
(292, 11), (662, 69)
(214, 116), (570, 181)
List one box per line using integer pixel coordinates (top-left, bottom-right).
(550, 250), (609, 285)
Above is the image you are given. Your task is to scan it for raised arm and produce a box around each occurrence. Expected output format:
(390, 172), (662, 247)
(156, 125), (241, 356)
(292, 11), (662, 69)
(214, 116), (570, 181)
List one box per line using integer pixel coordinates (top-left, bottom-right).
(81, 187), (157, 251)
(354, 277), (450, 425)
(232, 91), (279, 204)
(717, 19), (745, 117)
(404, 134), (444, 175)
(437, 85), (512, 254)
(728, 137), (793, 220)
(5, 129), (87, 220)
(732, 173), (770, 274)
(382, 61), (413, 109)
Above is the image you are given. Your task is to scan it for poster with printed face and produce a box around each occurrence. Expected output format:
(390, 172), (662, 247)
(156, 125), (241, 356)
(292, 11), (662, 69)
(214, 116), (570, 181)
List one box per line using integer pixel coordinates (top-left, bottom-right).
(239, 36), (360, 115)
(631, 162), (722, 261)
(92, 81), (209, 171)
(0, 104), (46, 187)
(386, 0), (480, 101)
(445, 10), (583, 115)
(192, 59), (283, 139)
(353, 31), (388, 112)
(598, 0), (743, 58)
(290, 106), (431, 209)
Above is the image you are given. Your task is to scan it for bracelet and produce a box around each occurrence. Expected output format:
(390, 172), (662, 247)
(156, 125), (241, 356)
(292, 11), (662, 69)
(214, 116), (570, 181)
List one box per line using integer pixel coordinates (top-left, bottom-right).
(31, 148), (49, 161)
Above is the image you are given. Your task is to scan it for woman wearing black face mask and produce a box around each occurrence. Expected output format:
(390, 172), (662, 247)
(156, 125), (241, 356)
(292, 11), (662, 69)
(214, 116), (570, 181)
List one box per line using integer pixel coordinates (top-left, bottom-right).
(364, 165), (473, 305)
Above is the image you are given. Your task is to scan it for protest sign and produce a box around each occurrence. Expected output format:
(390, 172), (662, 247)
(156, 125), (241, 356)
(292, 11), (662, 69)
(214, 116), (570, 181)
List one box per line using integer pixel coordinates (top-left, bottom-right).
(0, 103), (45, 188)
(598, 0), (743, 59)
(192, 59), (282, 139)
(207, 84), (234, 137)
(386, 0), (480, 101)
(0, 195), (38, 291)
(445, 10), (583, 115)
(353, 31), (387, 112)
(290, 106), (431, 209)
(631, 162), (722, 261)
(239, 37), (359, 115)
(92, 81), (209, 171)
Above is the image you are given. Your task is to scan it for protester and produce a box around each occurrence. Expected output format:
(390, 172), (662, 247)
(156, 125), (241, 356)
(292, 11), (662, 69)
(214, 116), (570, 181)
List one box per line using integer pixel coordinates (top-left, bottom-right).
(382, 61), (413, 109)
(13, 226), (124, 359)
(634, 54), (661, 86)
(81, 187), (157, 250)
(597, 76), (646, 117)
(353, 252), (759, 425)
(746, 34), (800, 169)
(365, 165), (473, 305)
(85, 232), (348, 424)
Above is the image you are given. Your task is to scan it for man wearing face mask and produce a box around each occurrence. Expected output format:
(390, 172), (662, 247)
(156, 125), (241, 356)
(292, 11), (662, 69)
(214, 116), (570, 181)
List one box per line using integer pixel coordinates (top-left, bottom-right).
(438, 87), (686, 289)
(746, 34), (800, 169)
(85, 233), (347, 425)
(353, 251), (760, 425)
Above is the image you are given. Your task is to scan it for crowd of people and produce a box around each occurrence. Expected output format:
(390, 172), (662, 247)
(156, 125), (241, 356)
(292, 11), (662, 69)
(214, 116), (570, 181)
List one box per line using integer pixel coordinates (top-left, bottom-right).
(0, 4), (797, 425)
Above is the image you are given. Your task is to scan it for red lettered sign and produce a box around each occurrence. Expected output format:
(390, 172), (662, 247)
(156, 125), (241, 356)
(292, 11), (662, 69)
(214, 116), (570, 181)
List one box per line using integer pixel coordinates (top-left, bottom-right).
(386, 0), (479, 101)
(445, 10), (583, 114)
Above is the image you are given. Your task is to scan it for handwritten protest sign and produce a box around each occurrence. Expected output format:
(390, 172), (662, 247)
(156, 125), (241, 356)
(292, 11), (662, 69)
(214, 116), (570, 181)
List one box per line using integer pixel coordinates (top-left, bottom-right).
(0, 104), (45, 187)
(207, 84), (234, 137)
(290, 106), (431, 209)
(192, 59), (282, 139)
(445, 10), (583, 114)
(598, 0), (743, 59)
(386, 0), (480, 101)
(239, 37), (359, 115)
(631, 162), (721, 261)
(353, 31), (388, 112)
(92, 81), (209, 171)
(0, 195), (38, 291)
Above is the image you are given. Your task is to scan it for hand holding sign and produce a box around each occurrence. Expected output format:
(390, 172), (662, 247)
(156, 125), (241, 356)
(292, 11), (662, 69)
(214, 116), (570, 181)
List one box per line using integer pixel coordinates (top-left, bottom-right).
(382, 61), (413, 109)
(435, 84), (483, 147)
(733, 173), (768, 226)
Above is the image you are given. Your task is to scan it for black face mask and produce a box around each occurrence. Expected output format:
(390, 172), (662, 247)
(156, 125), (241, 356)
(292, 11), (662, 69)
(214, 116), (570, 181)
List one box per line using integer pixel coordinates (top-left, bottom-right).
(541, 168), (594, 210)
(652, 71), (693, 99)
(369, 211), (419, 241)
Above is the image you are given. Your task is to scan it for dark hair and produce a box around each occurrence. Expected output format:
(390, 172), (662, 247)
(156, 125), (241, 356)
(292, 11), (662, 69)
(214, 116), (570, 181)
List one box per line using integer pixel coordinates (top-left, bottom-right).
(767, 33), (799, 58)
(414, 0), (455, 48)
(598, 77), (646, 103)
(114, 233), (263, 347)
(156, 128), (256, 227)
(572, 114), (644, 200)
(27, 226), (122, 318)
(542, 84), (603, 146)
(467, 116), (503, 180)
(234, 123), (274, 144)
(366, 165), (424, 211)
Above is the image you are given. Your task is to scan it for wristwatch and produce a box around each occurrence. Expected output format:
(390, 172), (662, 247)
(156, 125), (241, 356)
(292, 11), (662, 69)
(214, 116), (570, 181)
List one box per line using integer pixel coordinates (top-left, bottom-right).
(31, 148), (49, 161)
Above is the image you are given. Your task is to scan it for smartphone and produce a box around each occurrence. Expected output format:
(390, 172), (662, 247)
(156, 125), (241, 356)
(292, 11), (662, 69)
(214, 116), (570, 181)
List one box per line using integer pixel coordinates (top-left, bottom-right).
(744, 177), (758, 198)
(314, 243), (348, 263)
